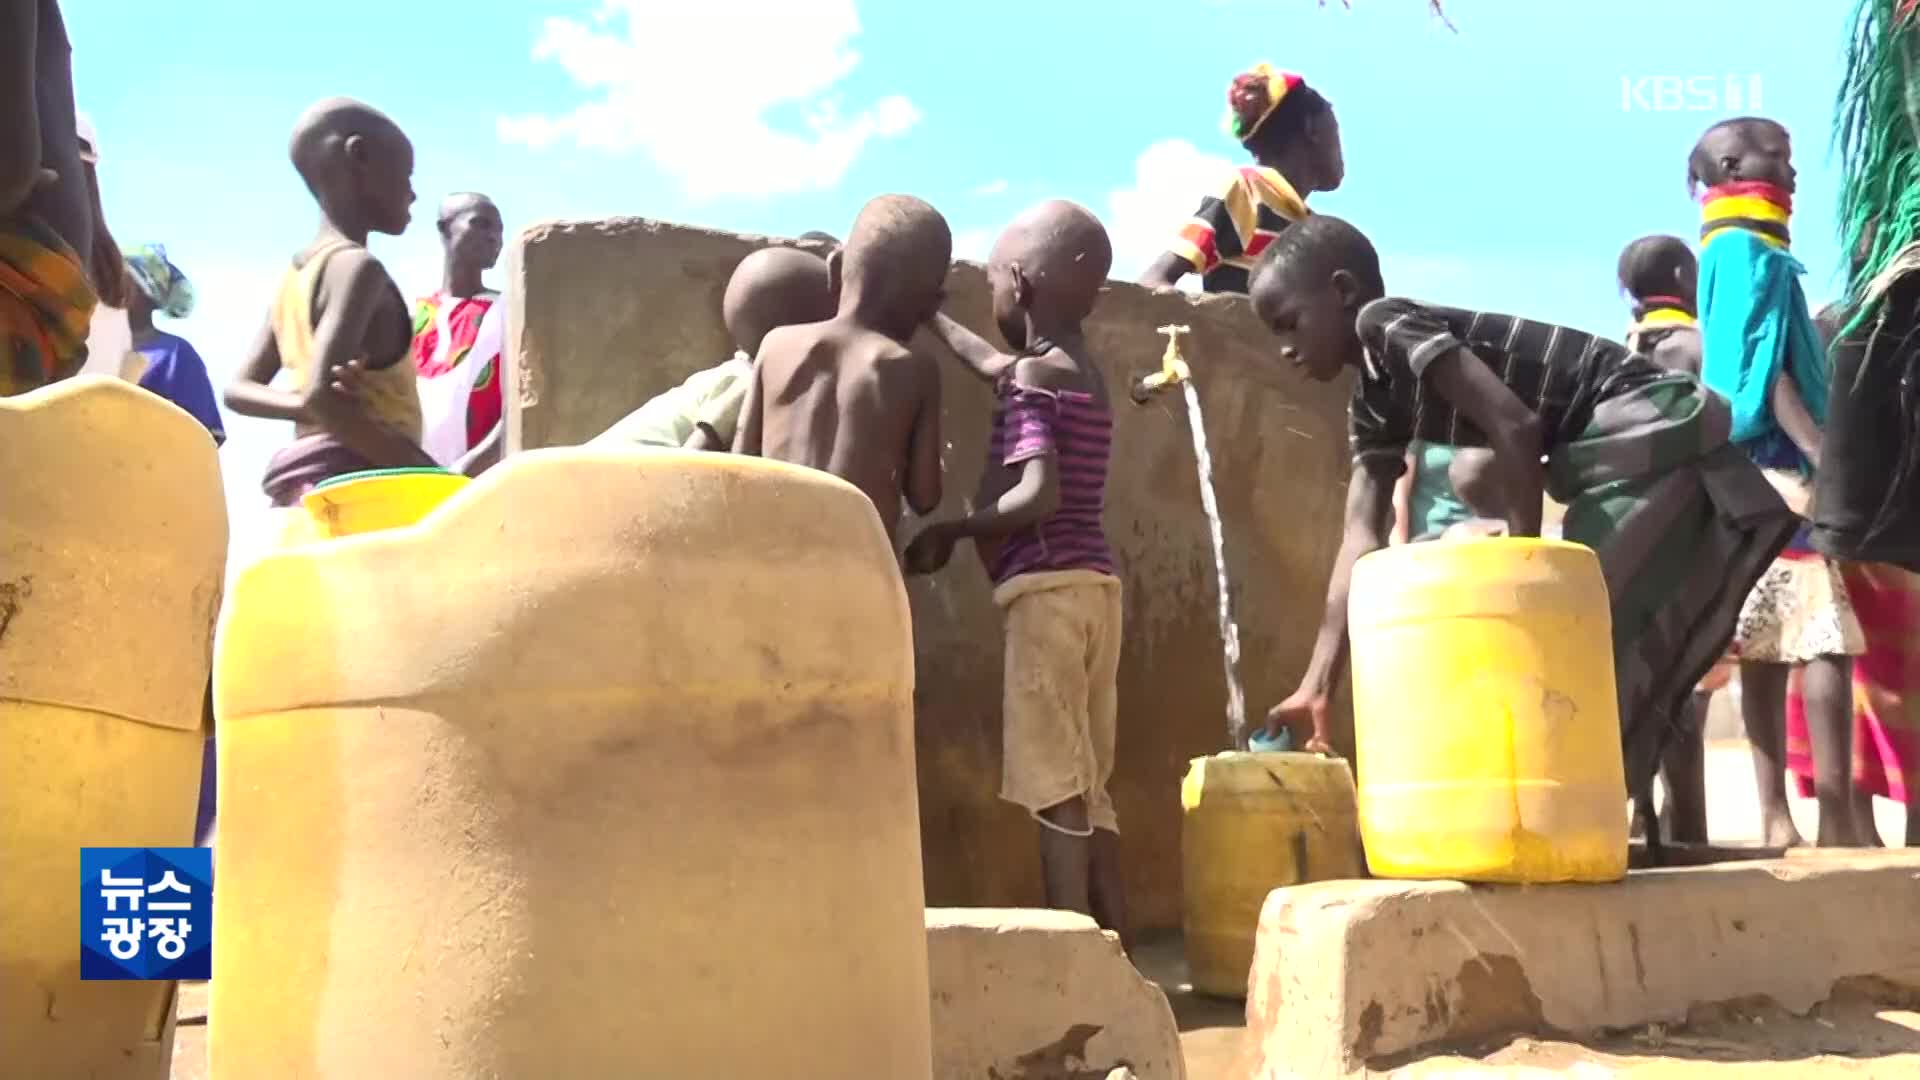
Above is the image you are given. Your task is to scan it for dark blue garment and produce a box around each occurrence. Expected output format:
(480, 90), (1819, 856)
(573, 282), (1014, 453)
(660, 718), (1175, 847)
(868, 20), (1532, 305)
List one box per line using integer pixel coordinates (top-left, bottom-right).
(133, 330), (224, 444)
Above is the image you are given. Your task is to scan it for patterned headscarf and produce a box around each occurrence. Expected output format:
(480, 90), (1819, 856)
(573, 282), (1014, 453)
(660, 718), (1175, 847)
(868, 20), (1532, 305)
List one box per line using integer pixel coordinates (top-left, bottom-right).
(1224, 64), (1306, 145)
(126, 244), (195, 318)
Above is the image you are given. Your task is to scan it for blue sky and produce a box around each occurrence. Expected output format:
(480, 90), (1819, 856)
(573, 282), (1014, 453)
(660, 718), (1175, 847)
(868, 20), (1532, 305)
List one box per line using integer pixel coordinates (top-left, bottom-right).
(65, 0), (1852, 568)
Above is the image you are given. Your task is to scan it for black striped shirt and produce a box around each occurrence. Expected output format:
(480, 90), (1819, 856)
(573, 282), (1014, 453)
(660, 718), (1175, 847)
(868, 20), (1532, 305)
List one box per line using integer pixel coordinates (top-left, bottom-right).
(1349, 298), (1668, 468)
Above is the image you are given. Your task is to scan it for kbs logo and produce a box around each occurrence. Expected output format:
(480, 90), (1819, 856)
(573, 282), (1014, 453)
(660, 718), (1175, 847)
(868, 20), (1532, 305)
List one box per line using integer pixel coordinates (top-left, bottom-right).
(1621, 75), (1764, 113)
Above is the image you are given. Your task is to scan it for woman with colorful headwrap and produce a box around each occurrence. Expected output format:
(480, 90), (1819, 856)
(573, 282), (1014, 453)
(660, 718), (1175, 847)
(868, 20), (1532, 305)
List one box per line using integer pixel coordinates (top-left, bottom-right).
(124, 243), (223, 443)
(1139, 64), (1343, 295)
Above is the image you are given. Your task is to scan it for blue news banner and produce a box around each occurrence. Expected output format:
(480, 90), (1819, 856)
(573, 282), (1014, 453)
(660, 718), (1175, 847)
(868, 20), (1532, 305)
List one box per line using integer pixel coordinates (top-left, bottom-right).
(80, 848), (213, 980)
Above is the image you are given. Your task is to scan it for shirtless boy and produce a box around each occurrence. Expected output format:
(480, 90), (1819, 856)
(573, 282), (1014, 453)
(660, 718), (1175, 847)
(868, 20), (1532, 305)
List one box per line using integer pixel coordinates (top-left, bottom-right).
(224, 97), (433, 503)
(732, 195), (949, 542)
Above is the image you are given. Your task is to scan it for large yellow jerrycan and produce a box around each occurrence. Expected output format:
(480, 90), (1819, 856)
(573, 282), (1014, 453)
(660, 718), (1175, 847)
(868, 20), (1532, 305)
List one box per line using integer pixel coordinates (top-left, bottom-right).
(0, 375), (227, 1078)
(212, 448), (932, 1079)
(1180, 752), (1364, 997)
(1348, 538), (1627, 883)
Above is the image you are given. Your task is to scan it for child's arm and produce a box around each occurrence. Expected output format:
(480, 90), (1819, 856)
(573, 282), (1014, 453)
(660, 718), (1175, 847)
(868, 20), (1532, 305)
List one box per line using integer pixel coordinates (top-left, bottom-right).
(730, 360), (763, 455)
(1138, 252), (1191, 289)
(1770, 374), (1823, 469)
(925, 312), (1015, 382)
(223, 314), (295, 419)
(1424, 348), (1545, 537)
(1263, 455), (1401, 749)
(903, 353), (944, 515)
(1390, 448), (1415, 545)
(0, 1), (41, 216)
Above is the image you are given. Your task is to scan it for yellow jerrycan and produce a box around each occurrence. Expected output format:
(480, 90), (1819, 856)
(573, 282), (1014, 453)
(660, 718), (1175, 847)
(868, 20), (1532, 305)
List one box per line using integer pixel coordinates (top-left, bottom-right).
(0, 375), (227, 1078)
(1348, 538), (1627, 883)
(1180, 752), (1365, 997)
(212, 449), (932, 1079)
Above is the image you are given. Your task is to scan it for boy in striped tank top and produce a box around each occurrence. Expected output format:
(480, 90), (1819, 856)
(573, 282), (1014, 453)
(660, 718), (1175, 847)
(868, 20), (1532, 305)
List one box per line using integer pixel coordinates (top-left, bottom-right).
(904, 201), (1128, 944)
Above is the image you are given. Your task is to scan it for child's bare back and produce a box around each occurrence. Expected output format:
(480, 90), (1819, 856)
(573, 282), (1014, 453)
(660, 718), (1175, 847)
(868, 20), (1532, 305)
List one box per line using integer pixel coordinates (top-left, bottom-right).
(734, 195), (953, 544)
(750, 318), (941, 541)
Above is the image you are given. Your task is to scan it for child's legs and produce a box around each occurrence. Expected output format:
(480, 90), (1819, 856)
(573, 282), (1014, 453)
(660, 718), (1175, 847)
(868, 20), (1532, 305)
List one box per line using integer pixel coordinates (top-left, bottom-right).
(1802, 653), (1860, 845)
(997, 576), (1114, 918)
(1084, 582), (1127, 946)
(1740, 661), (1804, 846)
(1660, 693), (1711, 844)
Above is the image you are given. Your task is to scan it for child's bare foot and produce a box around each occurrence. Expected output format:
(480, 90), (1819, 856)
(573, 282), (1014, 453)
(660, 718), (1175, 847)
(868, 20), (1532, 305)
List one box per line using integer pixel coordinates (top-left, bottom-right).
(1761, 812), (1804, 849)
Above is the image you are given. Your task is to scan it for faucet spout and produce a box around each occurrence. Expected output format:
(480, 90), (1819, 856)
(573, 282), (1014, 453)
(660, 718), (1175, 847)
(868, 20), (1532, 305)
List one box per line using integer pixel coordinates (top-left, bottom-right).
(1129, 324), (1194, 404)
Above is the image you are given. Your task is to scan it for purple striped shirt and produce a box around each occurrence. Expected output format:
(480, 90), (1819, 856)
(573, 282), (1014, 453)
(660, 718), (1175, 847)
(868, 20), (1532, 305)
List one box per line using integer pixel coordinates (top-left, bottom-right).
(986, 380), (1116, 584)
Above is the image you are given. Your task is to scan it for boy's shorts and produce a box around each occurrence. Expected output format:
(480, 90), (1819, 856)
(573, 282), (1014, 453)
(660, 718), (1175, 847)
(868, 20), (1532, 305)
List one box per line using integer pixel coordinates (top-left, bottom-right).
(992, 569), (1123, 834)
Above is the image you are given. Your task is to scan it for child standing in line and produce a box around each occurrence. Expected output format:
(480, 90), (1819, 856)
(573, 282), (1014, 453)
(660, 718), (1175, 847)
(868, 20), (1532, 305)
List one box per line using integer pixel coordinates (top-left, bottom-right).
(903, 200), (1127, 946)
(1612, 233), (1713, 845)
(1249, 215), (1796, 816)
(732, 196), (948, 544)
(595, 246), (834, 452)
(223, 97), (434, 505)
(1692, 117), (1867, 847)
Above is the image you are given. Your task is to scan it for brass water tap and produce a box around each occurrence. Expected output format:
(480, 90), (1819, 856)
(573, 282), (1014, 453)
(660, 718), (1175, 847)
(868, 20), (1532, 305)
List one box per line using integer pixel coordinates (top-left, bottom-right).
(1130, 324), (1193, 404)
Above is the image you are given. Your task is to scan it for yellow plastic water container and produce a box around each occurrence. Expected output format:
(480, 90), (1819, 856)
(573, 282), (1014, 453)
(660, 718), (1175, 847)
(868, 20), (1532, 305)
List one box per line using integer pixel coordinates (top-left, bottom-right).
(1180, 752), (1365, 997)
(212, 449), (932, 1079)
(302, 467), (468, 538)
(1347, 538), (1627, 883)
(0, 375), (227, 1078)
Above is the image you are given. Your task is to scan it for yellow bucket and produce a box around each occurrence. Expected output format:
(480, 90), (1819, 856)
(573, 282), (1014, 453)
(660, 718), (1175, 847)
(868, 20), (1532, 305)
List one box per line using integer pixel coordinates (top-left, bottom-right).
(298, 468), (468, 539)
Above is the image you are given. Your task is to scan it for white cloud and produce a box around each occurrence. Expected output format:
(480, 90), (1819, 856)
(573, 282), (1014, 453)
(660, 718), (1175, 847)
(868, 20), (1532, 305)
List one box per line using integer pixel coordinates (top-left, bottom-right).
(952, 229), (993, 262)
(973, 179), (1009, 197)
(497, 0), (919, 201)
(1106, 138), (1232, 282)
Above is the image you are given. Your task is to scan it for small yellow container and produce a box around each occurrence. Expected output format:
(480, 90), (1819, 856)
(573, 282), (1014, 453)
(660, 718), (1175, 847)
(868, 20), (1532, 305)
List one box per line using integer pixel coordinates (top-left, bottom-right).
(1348, 538), (1627, 884)
(299, 467), (469, 539)
(1180, 752), (1364, 997)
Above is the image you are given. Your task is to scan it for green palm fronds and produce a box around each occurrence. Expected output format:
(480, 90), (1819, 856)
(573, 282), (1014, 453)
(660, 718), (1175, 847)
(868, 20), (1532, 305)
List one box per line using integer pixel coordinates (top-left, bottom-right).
(1836, 0), (1920, 332)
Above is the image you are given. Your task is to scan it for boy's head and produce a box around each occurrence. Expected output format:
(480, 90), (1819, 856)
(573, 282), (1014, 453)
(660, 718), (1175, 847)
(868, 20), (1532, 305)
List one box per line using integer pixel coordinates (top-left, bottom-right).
(1687, 117), (1795, 196)
(797, 230), (842, 255)
(722, 247), (836, 357)
(1616, 235), (1697, 307)
(289, 97), (416, 236)
(439, 192), (503, 273)
(1248, 214), (1384, 383)
(838, 195), (952, 341)
(1229, 65), (1343, 192)
(985, 200), (1112, 350)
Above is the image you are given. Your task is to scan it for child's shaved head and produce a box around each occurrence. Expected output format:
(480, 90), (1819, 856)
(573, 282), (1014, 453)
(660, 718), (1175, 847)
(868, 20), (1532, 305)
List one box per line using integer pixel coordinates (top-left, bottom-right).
(1248, 214), (1384, 382)
(840, 195), (952, 339)
(1687, 116), (1794, 195)
(986, 200), (1111, 349)
(991, 200), (1112, 313)
(288, 97), (416, 235)
(1617, 235), (1697, 307)
(722, 246), (835, 357)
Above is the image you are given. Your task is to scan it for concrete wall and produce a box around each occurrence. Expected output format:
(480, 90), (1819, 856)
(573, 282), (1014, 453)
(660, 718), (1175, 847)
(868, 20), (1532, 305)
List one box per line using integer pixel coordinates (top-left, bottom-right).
(504, 217), (1356, 929)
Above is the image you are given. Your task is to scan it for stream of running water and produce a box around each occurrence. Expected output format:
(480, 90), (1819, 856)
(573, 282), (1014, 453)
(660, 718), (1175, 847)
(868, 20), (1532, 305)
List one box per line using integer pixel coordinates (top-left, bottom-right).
(1180, 380), (1247, 745)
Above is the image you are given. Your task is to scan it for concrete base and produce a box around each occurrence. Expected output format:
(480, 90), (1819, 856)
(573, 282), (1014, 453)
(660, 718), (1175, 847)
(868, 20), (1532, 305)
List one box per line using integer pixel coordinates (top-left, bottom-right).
(928, 908), (1186, 1080)
(1244, 854), (1920, 1077)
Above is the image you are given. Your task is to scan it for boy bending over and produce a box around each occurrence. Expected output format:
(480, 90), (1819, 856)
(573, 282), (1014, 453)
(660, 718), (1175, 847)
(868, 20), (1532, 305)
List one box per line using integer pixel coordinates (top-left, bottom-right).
(904, 200), (1127, 945)
(733, 195), (947, 543)
(1254, 215), (1796, 808)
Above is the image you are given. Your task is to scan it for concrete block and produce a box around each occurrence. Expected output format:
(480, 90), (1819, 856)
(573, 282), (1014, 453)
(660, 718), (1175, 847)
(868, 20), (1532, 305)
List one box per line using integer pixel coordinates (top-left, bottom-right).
(506, 216), (1358, 929)
(927, 908), (1186, 1080)
(1243, 855), (1920, 1077)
